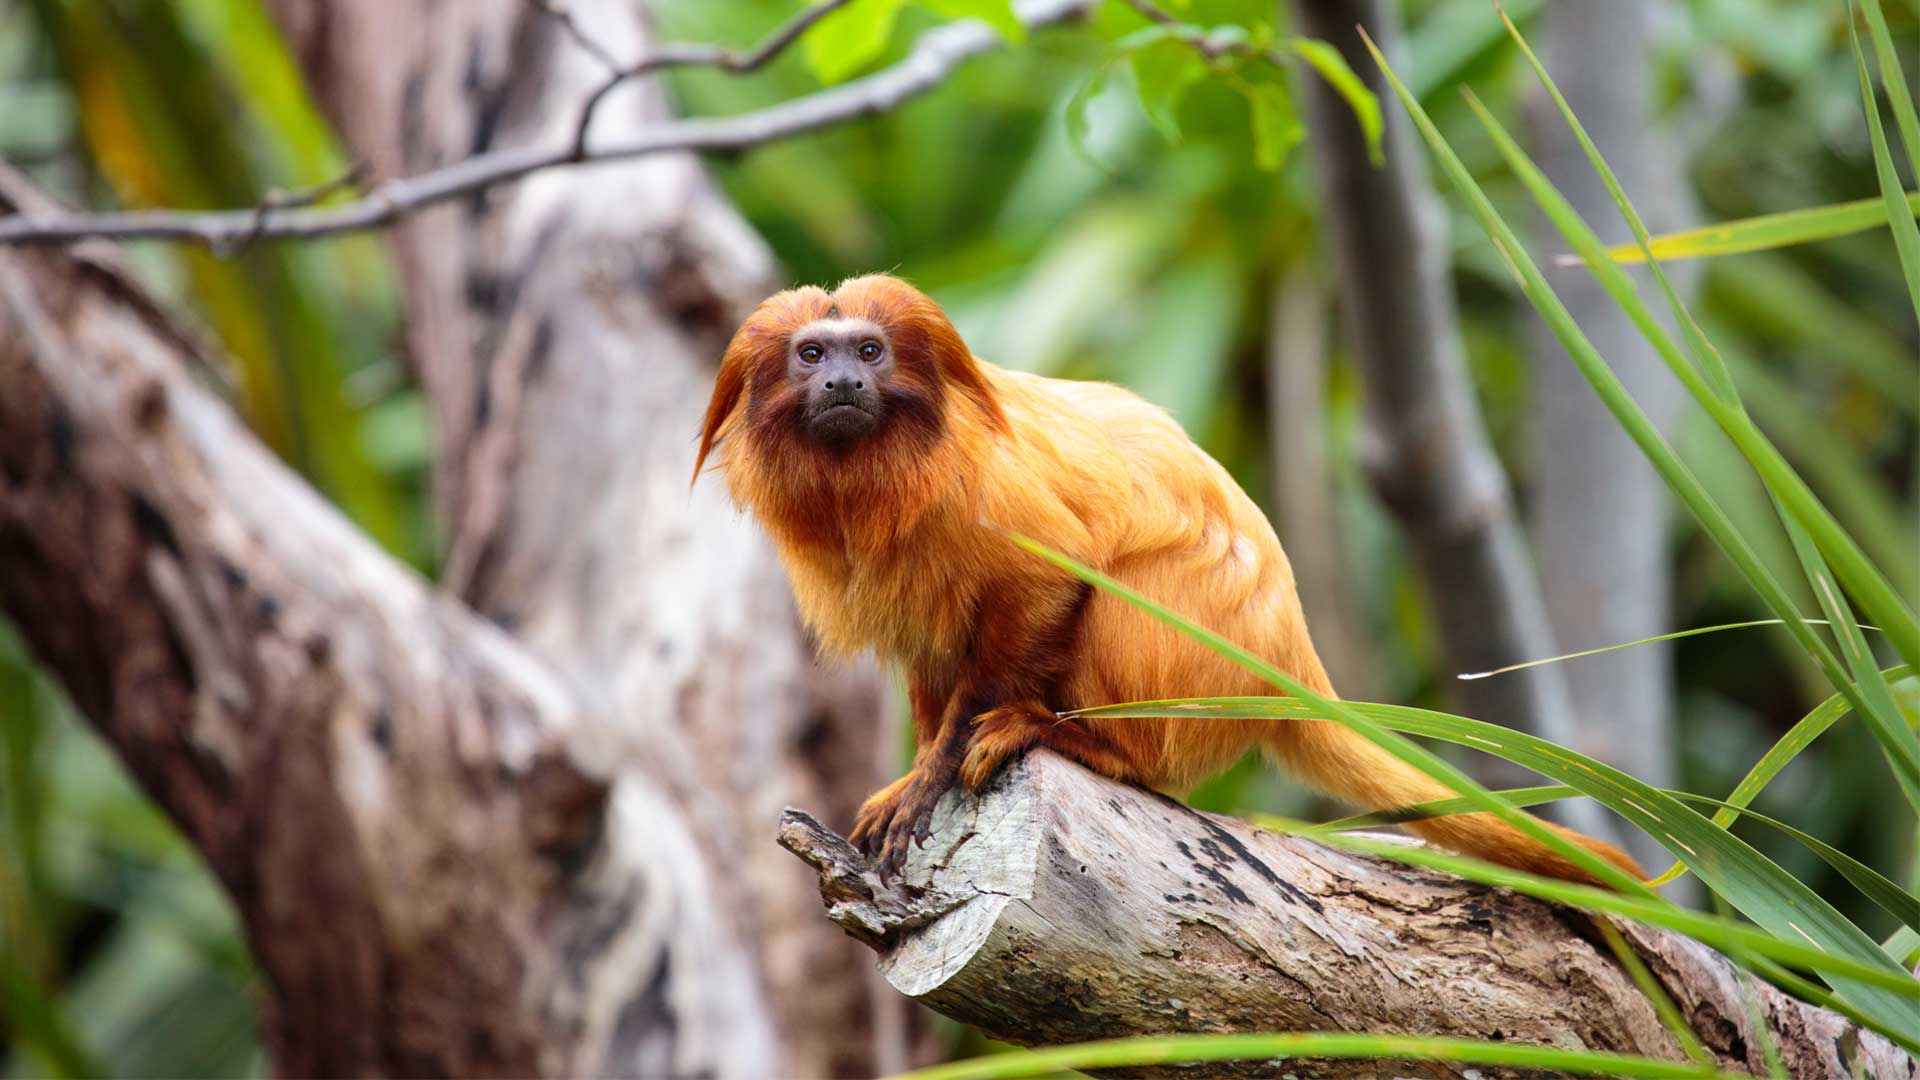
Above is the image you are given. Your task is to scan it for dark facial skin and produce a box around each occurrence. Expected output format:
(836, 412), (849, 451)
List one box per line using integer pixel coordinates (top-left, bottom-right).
(789, 318), (893, 445)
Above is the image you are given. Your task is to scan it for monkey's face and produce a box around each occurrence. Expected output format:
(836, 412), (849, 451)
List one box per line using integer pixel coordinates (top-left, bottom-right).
(786, 318), (894, 446)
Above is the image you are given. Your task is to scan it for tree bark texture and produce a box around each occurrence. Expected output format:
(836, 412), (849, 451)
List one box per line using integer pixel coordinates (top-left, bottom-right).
(782, 750), (1915, 1080)
(1527, 0), (1695, 884)
(1287, 0), (1601, 833)
(1, 0), (908, 1071)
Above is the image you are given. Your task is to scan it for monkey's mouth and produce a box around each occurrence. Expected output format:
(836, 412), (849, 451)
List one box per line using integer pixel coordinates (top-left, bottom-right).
(807, 403), (880, 443)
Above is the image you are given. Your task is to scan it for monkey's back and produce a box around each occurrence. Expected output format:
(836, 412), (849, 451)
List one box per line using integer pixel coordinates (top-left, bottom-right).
(980, 364), (1336, 791)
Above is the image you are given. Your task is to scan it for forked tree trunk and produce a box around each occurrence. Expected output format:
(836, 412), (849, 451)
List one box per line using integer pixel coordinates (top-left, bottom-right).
(0, 0), (907, 1071)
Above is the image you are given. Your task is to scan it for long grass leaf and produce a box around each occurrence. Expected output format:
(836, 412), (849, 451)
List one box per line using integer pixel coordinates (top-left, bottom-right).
(1261, 821), (1920, 1007)
(1457, 619), (1873, 681)
(1851, 5), (1920, 320)
(1300, 783), (1917, 935)
(1485, 14), (1920, 676)
(1587, 192), (1920, 264)
(1597, 920), (1717, 1070)
(1081, 690), (1920, 1037)
(1458, 69), (1920, 800)
(1856, 0), (1920, 181)
(891, 1030), (1769, 1080)
(1008, 534), (1653, 893)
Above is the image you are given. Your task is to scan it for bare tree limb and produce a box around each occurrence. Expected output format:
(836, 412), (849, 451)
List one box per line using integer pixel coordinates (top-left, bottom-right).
(0, 193), (784, 1077)
(556, 0), (854, 160)
(781, 751), (1914, 1080)
(255, 0), (925, 1070)
(0, 0), (1092, 250)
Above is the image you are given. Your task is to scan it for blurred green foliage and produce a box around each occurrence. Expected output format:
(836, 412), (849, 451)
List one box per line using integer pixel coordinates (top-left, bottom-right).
(0, 0), (1914, 1074)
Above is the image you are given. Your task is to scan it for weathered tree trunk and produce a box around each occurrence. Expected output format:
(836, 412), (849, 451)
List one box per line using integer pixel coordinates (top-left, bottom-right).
(262, 1), (907, 1074)
(1527, 0), (1695, 886)
(0, 0), (909, 1070)
(1287, 0), (1603, 836)
(782, 750), (1914, 1080)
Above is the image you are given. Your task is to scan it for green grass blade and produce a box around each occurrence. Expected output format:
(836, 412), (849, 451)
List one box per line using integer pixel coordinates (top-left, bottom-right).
(1851, 5), (1920, 320)
(1674, 793), (1919, 935)
(1857, 0), (1920, 181)
(1080, 692), (1920, 1037)
(1485, 14), (1920, 676)
(1597, 920), (1717, 1070)
(1262, 822), (1920, 1009)
(1588, 192), (1920, 264)
(1300, 781), (1918, 935)
(891, 1030), (1765, 1080)
(1006, 534), (1653, 894)
(1655, 666), (1914, 884)
(1456, 619), (1872, 681)
(1455, 73), (1920, 786)
(1306, 785), (1575, 831)
(1886, 925), (1920, 968)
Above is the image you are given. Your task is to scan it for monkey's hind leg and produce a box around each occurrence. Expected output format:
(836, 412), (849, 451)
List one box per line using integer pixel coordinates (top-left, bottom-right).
(959, 702), (1136, 791)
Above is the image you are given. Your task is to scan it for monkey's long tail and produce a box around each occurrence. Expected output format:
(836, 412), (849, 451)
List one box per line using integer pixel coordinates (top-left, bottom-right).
(1259, 719), (1644, 887)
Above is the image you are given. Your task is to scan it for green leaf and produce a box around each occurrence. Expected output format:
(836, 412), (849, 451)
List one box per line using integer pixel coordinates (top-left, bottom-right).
(1855, 0), (1920, 182)
(1316, 782), (1919, 936)
(804, 0), (908, 85)
(1257, 826), (1920, 1056)
(1244, 80), (1304, 172)
(1481, 20), (1920, 810)
(890, 1030), (1764, 1080)
(1063, 63), (1110, 156)
(1008, 535), (1653, 894)
(1455, 619), (1874, 682)
(1126, 34), (1204, 142)
(1591, 192), (1920, 264)
(1887, 925), (1920, 968)
(1288, 37), (1380, 164)
(915, 0), (1024, 42)
(1849, 2), (1920, 322)
(1079, 690), (1920, 1040)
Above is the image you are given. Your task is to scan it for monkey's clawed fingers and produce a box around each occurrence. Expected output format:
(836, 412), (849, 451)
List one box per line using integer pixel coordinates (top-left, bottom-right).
(850, 770), (948, 881)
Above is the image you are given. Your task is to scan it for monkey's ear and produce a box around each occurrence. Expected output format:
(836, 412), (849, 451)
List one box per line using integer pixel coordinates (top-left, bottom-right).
(693, 349), (749, 488)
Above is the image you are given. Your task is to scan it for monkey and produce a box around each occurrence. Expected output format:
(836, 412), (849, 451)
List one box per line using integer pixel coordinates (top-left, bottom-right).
(695, 273), (1643, 886)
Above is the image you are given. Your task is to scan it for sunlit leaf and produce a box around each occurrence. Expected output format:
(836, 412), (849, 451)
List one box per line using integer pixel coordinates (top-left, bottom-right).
(804, 0), (908, 84)
(1289, 37), (1380, 164)
(1586, 192), (1920, 264)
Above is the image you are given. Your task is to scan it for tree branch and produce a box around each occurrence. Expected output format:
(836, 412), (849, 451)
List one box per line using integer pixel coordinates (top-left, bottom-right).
(0, 177), (786, 1075)
(780, 751), (1912, 1080)
(0, 0), (1092, 250)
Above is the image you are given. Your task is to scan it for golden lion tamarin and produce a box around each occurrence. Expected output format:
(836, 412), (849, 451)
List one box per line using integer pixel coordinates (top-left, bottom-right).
(696, 273), (1641, 885)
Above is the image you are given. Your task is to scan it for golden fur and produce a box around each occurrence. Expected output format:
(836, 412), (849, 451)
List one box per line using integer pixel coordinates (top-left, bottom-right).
(698, 274), (1642, 886)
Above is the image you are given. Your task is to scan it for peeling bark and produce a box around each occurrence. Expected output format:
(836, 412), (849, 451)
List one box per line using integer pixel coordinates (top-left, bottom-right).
(782, 751), (1915, 1080)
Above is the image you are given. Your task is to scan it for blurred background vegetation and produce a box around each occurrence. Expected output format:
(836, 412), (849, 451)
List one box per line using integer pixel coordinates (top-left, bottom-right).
(0, 0), (1914, 1075)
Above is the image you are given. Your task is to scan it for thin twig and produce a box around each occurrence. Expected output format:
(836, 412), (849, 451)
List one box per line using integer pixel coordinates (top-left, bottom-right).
(222, 162), (367, 257)
(569, 0), (854, 160)
(1121, 0), (1285, 64)
(0, 0), (1087, 250)
(527, 0), (622, 71)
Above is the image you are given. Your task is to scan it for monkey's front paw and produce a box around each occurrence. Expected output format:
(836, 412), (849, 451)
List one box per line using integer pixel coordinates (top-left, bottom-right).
(851, 770), (950, 880)
(958, 702), (1056, 791)
(849, 772), (915, 857)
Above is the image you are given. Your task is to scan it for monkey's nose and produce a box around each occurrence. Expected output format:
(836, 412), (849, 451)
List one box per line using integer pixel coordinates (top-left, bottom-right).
(823, 378), (865, 391)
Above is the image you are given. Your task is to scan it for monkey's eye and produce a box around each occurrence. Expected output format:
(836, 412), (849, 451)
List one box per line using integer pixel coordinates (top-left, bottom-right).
(798, 343), (824, 365)
(859, 340), (882, 362)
